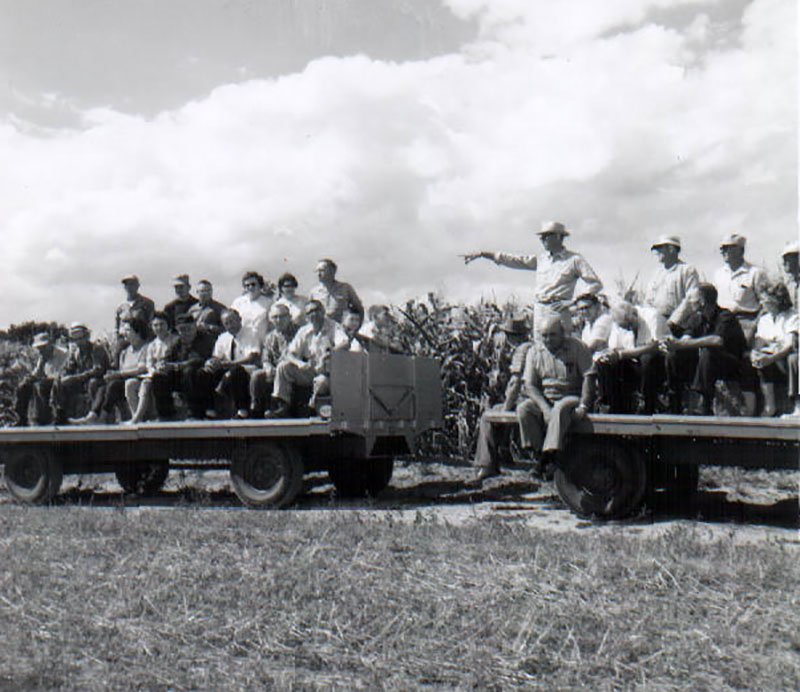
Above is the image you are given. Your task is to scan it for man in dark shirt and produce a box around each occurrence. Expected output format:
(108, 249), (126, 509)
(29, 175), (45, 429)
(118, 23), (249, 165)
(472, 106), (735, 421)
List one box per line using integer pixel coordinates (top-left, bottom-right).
(659, 283), (746, 415)
(188, 279), (226, 337)
(150, 314), (215, 420)
(115, 275), (155, 345)
(50, 323), (110, 424)
(163, 274), (198, 328)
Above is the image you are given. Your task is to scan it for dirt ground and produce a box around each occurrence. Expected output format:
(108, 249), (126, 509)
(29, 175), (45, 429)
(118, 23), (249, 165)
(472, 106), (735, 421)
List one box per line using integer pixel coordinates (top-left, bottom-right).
(3, 460), (796, 547)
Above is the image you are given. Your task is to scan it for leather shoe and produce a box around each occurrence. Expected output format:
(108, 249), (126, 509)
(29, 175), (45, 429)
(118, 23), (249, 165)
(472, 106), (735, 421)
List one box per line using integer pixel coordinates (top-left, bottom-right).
(264, 403), (291, 419)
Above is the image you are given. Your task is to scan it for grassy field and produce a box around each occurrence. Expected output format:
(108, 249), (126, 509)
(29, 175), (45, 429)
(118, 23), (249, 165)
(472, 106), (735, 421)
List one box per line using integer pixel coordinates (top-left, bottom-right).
(0, 503), (798, 690)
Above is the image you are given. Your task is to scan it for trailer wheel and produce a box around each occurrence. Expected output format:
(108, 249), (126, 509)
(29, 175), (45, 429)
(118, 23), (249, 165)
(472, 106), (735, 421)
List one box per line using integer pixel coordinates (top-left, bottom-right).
(115, 461), (169, 496)
(328, 458), (394, 498)
(230, 442), (303, 508)
(4, 448), (63, 504)
(555, 438), (646, 519)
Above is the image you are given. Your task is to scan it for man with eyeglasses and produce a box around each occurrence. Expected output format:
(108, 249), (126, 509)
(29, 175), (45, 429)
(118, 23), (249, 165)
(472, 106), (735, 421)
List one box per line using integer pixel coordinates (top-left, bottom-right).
(463, 220), (602, 338)
(266, 299), (348, 417)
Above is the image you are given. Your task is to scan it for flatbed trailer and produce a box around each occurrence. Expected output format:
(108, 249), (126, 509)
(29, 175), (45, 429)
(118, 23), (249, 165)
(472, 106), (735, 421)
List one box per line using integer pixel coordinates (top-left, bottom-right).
(0, 351), (442, 507)
(482, 410), (799, 518)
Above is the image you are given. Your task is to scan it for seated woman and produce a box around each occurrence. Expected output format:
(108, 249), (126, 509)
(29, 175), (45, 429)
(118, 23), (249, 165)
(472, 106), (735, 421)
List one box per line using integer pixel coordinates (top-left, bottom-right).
(128, 312), (177, 424)
(751, 282), (799, 417)
(273, 272), (308, 327)
(71, 318), (149, 424)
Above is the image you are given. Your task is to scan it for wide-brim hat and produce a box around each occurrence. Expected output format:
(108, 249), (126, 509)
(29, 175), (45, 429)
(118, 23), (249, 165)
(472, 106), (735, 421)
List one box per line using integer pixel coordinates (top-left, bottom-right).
(32, 332), (51, 349)
(651, 235), (681, 250)
(499, 317), (529, 336)
(782, 241), (799, 257)
(68, 322), (89, 339)
(121, 274), (139, 284)
(537, 220), (570, 236)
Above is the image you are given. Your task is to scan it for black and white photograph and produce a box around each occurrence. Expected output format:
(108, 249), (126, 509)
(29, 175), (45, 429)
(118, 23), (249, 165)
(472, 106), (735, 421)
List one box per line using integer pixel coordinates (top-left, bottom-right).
(0, 0), (797, 688)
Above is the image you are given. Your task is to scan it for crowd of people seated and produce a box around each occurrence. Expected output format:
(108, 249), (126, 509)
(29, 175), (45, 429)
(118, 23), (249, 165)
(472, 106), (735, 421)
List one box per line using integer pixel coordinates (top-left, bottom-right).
(12, 229), (799, 438)
(471, 227), (798, 482)
(13, 259), (404, 426)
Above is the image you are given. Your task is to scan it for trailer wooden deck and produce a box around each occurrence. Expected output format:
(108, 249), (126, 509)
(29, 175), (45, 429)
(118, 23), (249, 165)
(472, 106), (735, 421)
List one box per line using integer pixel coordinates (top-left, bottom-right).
(482, 411), (800, 443)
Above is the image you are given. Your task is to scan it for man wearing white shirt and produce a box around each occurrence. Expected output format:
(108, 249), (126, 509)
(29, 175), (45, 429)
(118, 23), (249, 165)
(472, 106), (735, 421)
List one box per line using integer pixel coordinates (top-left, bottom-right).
(713, 233), (768, 344)
(573, 293), (612, 353)
(588, 301), (659, 413)
(463, 220), (602, 337)
(200, 309), (261, 418)
(267, 300), (349, 417)
(644, 235), (701, 336)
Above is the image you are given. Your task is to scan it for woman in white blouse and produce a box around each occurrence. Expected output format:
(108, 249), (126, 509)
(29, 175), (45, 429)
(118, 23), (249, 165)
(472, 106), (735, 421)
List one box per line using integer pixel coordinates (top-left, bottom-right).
(231, 271), (272, 347)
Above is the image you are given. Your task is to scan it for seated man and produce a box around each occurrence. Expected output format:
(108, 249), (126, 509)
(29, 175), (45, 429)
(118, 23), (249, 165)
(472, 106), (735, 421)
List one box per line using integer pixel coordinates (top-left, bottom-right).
(342, 309), (367, 352)
(14, 332), (68, 426)
(516, 315), (593, 476)
(473, 336), (533, 482)
(129, 312), (177, 424)
(199, 309), (261, 419)
(150, 314), (215, 420)
(659, 283), (747, 415)
(573, 293), (612, 353)
(267, 299), (349, 417)
(750, 282), (799, 417)
(71, 317), (149, 424)
(483, 317), (530, 407)
(589, 300), (659, 414)
(50, 323), (110, 425)
(250, 303), (298, 417)
(359, 304), (404, 354)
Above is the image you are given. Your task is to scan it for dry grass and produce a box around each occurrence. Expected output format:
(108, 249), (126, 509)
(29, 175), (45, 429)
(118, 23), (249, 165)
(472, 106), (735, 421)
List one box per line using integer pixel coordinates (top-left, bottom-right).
(0, 506), (798, 690)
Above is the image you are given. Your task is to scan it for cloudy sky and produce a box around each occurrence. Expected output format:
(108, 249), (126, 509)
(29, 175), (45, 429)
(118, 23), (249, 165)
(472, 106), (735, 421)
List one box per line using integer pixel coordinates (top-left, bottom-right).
(0, 0), (795, 334)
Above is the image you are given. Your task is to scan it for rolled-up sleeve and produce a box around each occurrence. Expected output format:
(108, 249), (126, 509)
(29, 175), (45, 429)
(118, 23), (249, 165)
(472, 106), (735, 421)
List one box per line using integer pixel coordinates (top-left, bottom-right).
(492, 252), (538, 270)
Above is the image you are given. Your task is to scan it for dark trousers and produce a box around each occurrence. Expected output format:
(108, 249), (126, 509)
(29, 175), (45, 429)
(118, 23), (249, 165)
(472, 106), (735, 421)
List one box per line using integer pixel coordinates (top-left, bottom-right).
(50, 376), (103, 423)
(151, 365), (206, 418)
(249, 370), (274, 417)
(196, 365), (252, 413)
(88, 378), (129, 417)
(14, 377), (54, 425)
(595, 356), (662, 414)
(666, 348), (742, 414)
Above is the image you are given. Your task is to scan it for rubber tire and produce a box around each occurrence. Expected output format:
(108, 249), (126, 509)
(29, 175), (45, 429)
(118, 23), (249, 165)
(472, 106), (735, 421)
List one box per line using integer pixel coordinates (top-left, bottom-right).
(4, 448), (63, 504)
(115, 461), (170, 495)
(328, 458), (394, 498)
(555, 438), (647, 519)
(230, 442), (303, 508)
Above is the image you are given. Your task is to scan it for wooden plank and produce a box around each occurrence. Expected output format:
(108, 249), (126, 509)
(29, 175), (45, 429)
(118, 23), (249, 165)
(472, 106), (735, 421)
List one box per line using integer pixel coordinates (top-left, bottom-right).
(481, 411), (799, 442)
(0, 418), (332, 445)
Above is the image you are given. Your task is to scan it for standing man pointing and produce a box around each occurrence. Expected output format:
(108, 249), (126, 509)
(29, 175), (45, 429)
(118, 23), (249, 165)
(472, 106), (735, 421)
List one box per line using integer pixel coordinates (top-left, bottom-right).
(464, 220), (602, 336)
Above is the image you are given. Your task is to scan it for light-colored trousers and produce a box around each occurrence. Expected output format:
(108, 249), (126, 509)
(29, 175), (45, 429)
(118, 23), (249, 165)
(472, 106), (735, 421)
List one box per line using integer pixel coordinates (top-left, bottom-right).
(273, 361), (329, 404)
(516, 395), (580, 454)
